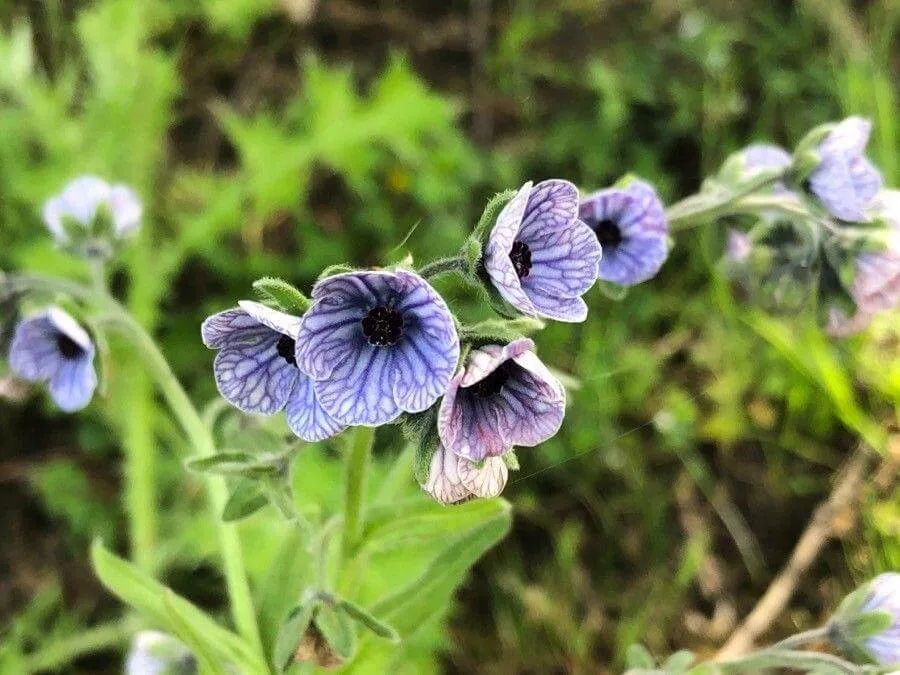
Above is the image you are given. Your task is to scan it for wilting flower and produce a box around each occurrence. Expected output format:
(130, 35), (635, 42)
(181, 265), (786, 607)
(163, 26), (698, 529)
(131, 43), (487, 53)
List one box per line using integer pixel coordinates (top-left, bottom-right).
(859, 572), (900, 665)
(482, 180), (601, 322)
(43, 175), (142, 246)
(423, 441), (508, 504)
(808, 117), (882, 223)
(438, 338), (565, 462)
(294, 270), (459, 427)
(8, 307), (97, 412)
(202, 300), (345, 442)
(125, 631), (196, 675)
(579, 179), (669, 286)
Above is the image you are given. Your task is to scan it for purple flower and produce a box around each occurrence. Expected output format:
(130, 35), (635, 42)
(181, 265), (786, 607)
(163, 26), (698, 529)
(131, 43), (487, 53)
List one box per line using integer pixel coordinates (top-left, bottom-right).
(423, 442), (508, 505)
(8, 307), (97, 412)
(438, 338), (565, 462)
(579, 179), (669, 286)
(202, 300), (345, 442)
(482, 180), (601, 322)
(850, 190), (900, 315)
(43, 175), (142, 243)
(726, 229), (752, 264)
(860, 573), (900, 665)
(294, 270), (459, 427)
(808, 117), (883, 222)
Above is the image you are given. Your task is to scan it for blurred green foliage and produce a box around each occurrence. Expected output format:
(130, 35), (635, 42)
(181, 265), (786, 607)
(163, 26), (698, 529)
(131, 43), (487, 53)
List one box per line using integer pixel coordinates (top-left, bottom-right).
(0, 0), (898, 673)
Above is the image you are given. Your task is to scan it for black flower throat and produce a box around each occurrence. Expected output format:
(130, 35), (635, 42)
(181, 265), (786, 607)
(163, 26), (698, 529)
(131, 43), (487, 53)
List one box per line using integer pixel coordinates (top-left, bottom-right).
(276, 335), (297, 366)
(509, 240), (532, 279)
(56, 334), (82, 360)
(470, 361), (515, 398)
(593, 219), (622, 249)
(362, 306), (404, 346)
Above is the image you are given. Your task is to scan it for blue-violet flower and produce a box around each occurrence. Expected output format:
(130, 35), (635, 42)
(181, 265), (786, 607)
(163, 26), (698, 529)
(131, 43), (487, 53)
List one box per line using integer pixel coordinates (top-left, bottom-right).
(483, 180), (601, 322)
(43, 175), (142, 244)
(438, 338), (565, 462)
(202, 300), (345, 442)
(808, 117), (883, 222)
(859, 572), (900, 665)
(294, 270), (459, 426)
(738, 144), (793, 193)
(9, 307), (97, 412)
(579, 179), (669, 286)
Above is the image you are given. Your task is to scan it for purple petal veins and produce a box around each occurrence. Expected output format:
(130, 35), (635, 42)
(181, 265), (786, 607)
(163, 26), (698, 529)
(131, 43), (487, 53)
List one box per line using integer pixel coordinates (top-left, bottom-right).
(423, 442), (509, 504)
(579, 179), (669, 287)
(8, 307), (97, 412)
(201, 302), (345, 441)
(483, 180), (601, 323)
(438, 338), (565, 462)
(294, 270), (459, 427)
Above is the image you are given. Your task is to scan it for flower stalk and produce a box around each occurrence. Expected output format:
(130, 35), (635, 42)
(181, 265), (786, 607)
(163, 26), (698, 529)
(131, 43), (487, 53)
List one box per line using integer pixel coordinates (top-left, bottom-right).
(341, 425), (375, 561)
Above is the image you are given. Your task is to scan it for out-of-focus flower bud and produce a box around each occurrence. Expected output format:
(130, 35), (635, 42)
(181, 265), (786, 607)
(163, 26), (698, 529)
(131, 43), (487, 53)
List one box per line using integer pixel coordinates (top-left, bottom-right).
(830, 573), (900, 666)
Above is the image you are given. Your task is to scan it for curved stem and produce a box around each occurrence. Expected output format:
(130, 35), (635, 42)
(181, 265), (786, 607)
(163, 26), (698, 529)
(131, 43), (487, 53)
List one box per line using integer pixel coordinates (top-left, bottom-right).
(341, 426), (375, 561)
(5, 273), (264, 661)
(666, 173), (782, 231)
(418, 256), (467, 279)
(717, 648), (863, 674)
(769, 626), (832, 651)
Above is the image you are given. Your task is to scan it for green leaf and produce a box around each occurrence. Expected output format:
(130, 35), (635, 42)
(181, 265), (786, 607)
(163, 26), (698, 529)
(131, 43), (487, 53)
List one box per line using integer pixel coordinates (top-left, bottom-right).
(163, 590), (225, 675)
(257, 526), (313, 659)
(626, 644), (656, 669)
(253, 277), (310, 314)
(368, 502), (511, 635)
(597, 280), (628, 301)
(686, 664), (723, 675)
(222, 479), (268, 522)
(314, 604), (356, 660)
(90, 541), (266, 673)
(337, 599), (399, 642)
(273, 600), (317, 673)
(662, 649), (696, 673)
(849, 609), (893, 640)
(186, 452), (281, 478)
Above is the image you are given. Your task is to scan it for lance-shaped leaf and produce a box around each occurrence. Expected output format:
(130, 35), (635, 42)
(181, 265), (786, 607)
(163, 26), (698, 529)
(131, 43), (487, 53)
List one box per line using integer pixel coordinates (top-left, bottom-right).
(273, 598), (318, 673)
(187, 452), (282, 479)
(222, 478), (268, 522)
(314, 604), (357, 661)
(90, 541), (267, 673)
(337, 599), (399, 642)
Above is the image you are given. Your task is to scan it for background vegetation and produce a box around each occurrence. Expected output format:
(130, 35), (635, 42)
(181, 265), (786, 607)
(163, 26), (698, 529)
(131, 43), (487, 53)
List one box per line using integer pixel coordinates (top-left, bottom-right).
(0, 0), (897, 673)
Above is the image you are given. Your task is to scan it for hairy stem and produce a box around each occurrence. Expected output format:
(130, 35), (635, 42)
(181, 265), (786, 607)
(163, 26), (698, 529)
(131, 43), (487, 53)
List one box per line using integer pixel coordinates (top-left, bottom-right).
(341, 426), (375, 561)
(666, 173), (782, 230)
(769, 626), (832, 651)
(418, 256), (468, 279)
(717, 648), (864, 674)
(4, 273), (264, 661)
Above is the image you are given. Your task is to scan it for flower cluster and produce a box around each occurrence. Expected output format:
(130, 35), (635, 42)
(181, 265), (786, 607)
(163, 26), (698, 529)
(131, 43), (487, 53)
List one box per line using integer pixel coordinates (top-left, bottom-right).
(723, 117), (900, 334)
(201, 176), (670, 503)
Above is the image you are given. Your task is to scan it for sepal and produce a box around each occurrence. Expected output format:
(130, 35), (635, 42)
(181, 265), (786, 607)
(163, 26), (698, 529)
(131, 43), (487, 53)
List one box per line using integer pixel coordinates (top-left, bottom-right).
(252, 277), (310, 314)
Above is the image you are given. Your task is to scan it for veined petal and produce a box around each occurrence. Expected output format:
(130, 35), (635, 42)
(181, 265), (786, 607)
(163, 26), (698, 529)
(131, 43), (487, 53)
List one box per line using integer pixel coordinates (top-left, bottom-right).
(213, 330), (297, 414)
(517, 179), (579, 242)
(483, 182), (537, 315)
(9, 314), (64, 382)
(285, 373), (347, 442)
(598, 235), (668, 286)
(460, 339), (533, 388)
(238, 300), (302, 337)
(48, 355), (97, 412)
(458, 456), (508, 498)
(424, 443), (471, 505)
(201, 308), (264, 349)
(312, 343), (398, 426)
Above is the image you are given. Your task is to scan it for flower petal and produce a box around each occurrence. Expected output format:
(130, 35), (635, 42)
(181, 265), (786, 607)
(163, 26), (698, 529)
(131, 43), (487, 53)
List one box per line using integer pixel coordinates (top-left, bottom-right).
(517, 179), (579, 241)
(312, 343), (399, 426)
(108, 185), (142, 236)
(424, 443), (472, 505)
(213, 330), (297, 414)
(483, 182), (537, 315)
(47, 307), (94, 353)
(8, 314), (63, 382)
(201, 308), (263, 349)
(238, 300), (302, 337)
(48, 355), (97, 412)
(598, 235), (668, 286)
(458, 456), (508, 498)
(520, 216), (601, 300)
(460, 339), (533, 388)
(285, 373), (347, 442)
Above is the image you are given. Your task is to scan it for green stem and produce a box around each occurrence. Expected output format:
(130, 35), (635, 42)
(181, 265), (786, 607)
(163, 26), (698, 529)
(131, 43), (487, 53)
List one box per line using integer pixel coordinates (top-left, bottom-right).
(22, 615), (142, 674)
(122, 368), (156, 572)
(418, 256), (467, 279)
(666, 173), (782, 231)
(769, 626), (831, 651)
(341, 426), (375, 560)
(717, 648), (862, 674)
(5, 273), (264, 663)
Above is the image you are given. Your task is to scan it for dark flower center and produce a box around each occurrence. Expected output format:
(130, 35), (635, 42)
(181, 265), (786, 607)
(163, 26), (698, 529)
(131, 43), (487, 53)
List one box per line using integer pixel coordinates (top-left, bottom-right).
(594, 219), (622, 249)
(56, 333), (82, 360)
(509, 240), (532, 279)
(469, 361), (515, 398)
(361, 305), (404, 347)
(276, 334), (297, 366)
